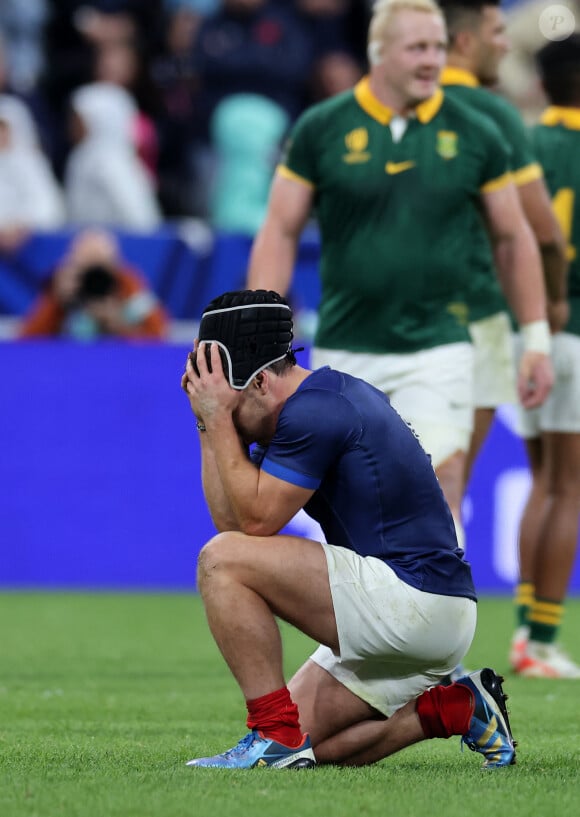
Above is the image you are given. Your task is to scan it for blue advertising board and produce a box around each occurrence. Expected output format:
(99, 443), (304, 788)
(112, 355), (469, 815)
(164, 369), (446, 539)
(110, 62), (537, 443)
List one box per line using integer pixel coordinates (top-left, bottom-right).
(1, 341), (578, 593)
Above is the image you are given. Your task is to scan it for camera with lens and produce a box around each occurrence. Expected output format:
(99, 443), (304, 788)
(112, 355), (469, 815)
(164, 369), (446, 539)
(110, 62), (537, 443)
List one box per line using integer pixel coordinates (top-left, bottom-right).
(76, 264), (118, 305)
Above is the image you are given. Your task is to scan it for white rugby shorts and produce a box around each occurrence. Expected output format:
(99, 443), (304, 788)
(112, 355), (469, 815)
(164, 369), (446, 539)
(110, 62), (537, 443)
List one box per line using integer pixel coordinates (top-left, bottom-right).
(310, 543), (477, 717)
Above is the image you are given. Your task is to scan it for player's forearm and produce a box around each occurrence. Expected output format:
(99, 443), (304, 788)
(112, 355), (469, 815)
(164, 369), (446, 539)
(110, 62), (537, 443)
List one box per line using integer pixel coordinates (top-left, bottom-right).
(247, 222), (297, 295)
(203, 415), (265, 534)
(199, 437), (242, 532)
(494, 231), (548, 326)
(540, 241), (568, 302)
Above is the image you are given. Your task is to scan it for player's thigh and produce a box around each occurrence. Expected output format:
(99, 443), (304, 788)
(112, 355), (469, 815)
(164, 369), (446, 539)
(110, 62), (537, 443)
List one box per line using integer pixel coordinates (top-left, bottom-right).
(467, 407), (496, 470)
(198, 531), (338, 648)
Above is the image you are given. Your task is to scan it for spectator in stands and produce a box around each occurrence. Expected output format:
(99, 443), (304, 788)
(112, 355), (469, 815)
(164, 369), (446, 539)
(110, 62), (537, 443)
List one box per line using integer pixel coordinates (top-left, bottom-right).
(209, 93), (289, 235)
(184, 0), (314, 218)
(0, 23), (56, 165)
(0, 0), (48, 94)
(192, 0), (314, 127)
(64, 82), (162, 230)
(151, 3), (208, 215)
(41, 2), (166, 177)
(19, 227), (168, 340)
(309, 50), (364, 101)
(92, 29), (162, 182)
(295, 0), (370, 70)
(0, 94), (65, 253)
(164, 0), (219, 21)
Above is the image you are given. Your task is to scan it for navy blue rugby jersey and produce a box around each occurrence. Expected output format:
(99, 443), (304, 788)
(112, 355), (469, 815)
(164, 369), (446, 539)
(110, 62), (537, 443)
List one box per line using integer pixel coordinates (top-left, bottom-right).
(252, 367), (476, 601)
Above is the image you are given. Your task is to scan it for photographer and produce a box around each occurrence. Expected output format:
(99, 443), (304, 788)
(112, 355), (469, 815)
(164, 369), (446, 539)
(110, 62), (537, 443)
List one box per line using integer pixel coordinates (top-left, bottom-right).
(18, 228), (168, 340)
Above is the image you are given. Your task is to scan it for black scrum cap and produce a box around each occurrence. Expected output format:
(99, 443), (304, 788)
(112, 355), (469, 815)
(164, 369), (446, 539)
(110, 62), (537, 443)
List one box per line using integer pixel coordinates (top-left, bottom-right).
(198, 290), (294, 389)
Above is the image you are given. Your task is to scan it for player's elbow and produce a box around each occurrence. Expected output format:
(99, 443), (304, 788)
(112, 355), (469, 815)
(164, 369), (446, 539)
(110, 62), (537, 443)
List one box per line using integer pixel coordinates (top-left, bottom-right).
(239, 510), (282, 538)
(532, 207), (565, 248)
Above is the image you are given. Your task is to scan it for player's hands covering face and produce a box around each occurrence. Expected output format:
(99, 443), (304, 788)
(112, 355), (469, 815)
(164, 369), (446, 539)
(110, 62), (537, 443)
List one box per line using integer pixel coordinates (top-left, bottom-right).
(181, 340), (241, 424)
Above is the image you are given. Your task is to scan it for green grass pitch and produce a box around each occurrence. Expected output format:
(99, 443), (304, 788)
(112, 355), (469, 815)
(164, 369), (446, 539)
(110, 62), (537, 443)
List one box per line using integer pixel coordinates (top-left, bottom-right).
(1, 592), (579, 817)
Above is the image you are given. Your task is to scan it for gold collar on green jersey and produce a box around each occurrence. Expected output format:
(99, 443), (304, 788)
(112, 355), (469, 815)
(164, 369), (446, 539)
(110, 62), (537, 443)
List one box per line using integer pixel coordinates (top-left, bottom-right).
(354, 76), (443, 125)
(540, 106), (580, 130)
(439, 66), (479, 87)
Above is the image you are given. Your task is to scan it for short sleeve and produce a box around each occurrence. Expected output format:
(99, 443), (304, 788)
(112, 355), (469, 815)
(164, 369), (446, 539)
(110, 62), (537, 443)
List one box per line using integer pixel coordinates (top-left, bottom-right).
(260, 388), (360, 489)
(277, 107), (320, 188)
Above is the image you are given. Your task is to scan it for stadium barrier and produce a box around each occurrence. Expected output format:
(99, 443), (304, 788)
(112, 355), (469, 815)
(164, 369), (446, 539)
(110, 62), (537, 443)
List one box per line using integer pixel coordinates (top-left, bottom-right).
(0, 225), (322, 325)
(1, 339), (579, 593)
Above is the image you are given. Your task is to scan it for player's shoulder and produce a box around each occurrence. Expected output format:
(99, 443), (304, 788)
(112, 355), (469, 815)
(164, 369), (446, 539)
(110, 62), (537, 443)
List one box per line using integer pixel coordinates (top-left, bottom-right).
(294, 88), (358, 130)
(477, 89), (529, 141)
(447, 83), (522, 120)
(440, 91), (506, 142)
(530, 118), (575, 156)
(291, 367), (367, 411)
(282, 367), (366, 437)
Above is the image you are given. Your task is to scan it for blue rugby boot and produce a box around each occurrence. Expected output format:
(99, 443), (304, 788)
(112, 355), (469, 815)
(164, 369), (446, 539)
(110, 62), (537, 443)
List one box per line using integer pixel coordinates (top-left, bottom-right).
(186, 730), (316, 769)
(456, 668), (517, 769)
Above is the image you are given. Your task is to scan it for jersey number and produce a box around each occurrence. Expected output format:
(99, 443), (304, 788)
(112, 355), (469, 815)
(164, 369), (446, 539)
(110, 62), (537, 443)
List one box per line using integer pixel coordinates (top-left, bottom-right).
(552, 188), (577, 261)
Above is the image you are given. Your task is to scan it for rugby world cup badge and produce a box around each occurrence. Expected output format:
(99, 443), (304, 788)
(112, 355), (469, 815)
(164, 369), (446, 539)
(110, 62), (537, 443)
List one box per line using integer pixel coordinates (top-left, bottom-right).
(343, 128), (370, 163)
(436, 130), (458, 159)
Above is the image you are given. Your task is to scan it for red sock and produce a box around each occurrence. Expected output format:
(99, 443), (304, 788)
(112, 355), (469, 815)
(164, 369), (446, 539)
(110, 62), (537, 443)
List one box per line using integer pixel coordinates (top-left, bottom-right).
(416, 683), (475, 739)
(246, 687), (303, 748)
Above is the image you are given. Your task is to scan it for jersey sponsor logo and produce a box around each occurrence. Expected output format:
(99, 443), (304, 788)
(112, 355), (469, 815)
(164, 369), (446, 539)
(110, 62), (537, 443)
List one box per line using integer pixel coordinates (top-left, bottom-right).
(343, 128), (371, 163)
(436, 130), (458, 159)
(385, 160), (416, 175)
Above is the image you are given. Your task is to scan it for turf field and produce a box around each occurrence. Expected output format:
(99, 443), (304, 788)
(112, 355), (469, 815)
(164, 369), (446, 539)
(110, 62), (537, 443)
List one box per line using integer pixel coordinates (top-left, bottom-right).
(1, 592), (579, 817)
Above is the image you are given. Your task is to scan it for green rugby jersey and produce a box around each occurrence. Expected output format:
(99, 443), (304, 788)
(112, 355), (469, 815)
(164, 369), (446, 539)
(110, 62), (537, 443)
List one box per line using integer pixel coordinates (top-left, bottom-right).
(280, 77), (510, 354)
(532, 107), (580, 337)
(441, 67), (543, 323)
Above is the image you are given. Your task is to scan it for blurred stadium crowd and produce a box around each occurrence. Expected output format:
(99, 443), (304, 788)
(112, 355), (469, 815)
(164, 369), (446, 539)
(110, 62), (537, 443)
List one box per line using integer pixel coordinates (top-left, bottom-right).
(0, 0), (373, 230)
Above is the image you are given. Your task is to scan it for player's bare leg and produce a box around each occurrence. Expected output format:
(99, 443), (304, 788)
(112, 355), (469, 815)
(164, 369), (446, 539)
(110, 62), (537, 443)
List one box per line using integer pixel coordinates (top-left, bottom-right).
(435, 449), (466, 549)
(533, 432), (580, 599)
(518, 436), (547, 580)
(289, 659), (516, 768)
(464, 407), (496, 487)
(196, 531), (338, 699)
(517, 432), (580, 678)
(187, 532), (337, 768)
(510, 436), (546, 668)
(289, 659), (424, 764)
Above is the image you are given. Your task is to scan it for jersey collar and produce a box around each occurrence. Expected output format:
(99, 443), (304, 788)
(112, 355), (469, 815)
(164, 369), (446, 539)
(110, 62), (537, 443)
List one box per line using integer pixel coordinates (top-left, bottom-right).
(540, 105), (580, 130)
(354, 76), (444, 125)
(440, 65), (479, 87)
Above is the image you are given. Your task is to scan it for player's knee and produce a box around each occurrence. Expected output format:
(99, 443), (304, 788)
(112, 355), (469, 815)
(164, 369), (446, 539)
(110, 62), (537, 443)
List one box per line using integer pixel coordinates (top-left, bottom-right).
(550, 479), (580, 503)
(197, 531), (245, 589)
